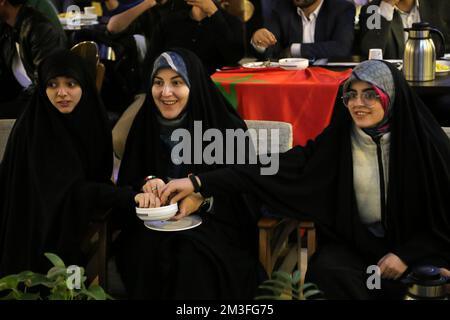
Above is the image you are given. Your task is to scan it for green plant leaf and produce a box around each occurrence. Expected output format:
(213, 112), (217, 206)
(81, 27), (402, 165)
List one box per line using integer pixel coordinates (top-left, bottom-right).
(44, 253), (66, 268)
(254, 295), (292, 300)
(303, 289), (323, 299)
(85, 284), (107, 300)
(26, 273), (54, 288)
(259, 279), (296, 290)
(292, 270), (301, 284)
(46, 266), (67, 279)
(19, 292), (41, 300)
(47, 292), (67, 300)
(0, 290), (21, 300)
(302, 282), (319, 291)
(0, 274), (20, 290)
(271, 271), (293, 283)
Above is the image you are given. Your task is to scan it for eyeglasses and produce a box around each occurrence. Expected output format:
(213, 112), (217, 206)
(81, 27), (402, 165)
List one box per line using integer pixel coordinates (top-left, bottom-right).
(341, 90), (380, 107)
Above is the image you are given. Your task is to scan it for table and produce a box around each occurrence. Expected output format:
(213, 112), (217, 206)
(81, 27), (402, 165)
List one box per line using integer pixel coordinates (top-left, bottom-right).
(212, 67), (352, 146)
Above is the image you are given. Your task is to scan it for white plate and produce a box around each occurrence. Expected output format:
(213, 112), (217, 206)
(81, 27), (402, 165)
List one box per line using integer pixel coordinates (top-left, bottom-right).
(137, 212), (175, 221)
(436, 60), (450, 75)
(59, 15), (98, 25)
(242, 61), (279, 69)
(144, 215), (202, 232)
(441, 53), (450, 60)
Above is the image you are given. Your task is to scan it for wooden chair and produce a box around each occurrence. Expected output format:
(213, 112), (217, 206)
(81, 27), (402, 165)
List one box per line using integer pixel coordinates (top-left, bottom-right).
(0, 119), (15, 162)
(244, 120), (316, 279)
(70, 41), (105, 93)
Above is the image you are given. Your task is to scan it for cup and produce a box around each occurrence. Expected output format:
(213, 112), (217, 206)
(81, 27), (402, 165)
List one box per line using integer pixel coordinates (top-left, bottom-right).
(84, 6), (97, 16)
(368, 48), (383, 60)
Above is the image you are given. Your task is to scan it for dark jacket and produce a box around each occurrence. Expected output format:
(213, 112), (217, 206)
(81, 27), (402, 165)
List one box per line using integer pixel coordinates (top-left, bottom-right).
(147, 7), (244, 75)
(264, 0), (356, 60)
(359, 0), (450, 59)
(0, 5), (66, 87)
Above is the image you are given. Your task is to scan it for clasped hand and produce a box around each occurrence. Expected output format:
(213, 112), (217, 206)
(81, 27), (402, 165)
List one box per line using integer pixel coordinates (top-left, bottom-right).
(137, 178), (203, 220)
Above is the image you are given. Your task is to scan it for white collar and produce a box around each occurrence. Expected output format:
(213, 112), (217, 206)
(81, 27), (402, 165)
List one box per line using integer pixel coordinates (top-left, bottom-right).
(351, 124), (391, 146)
(296, 0), (324, 21)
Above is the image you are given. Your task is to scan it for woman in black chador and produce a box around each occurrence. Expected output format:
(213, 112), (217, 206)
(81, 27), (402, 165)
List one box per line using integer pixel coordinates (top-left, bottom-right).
(0, 50), (150, 276)
(161, 59), (450, 299)
(115, 48), (263, 299)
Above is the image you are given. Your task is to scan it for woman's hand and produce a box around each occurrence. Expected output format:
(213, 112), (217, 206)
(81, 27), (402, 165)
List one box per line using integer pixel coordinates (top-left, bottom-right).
(172, 193), (205, 220)
(134, 192), (161, 208)
(159, 177), (196, 205)
(142, 178), (166, 197)
(186, 0), (218, 16)
(377, 253), (408, 280)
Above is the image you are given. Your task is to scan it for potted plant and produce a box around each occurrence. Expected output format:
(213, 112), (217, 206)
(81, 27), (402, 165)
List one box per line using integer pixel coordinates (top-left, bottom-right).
(255, 270), (322, 300)
(0, 253), (112, 300)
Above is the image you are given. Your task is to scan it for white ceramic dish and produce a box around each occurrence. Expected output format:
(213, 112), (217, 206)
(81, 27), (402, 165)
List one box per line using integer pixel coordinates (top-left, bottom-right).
(136, 203), (178, 220)
(144, 215), (202, 232)
(278, 58), (309, 70)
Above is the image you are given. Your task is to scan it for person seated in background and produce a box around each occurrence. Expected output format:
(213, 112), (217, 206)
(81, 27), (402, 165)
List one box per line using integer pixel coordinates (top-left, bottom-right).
(360, 1), (450, 127)
(25, 0), (62, 28)
(160, 59), (450, 299)
(0, 50), (151, 276)
(359, 0), (450, 59)
(251, 0), (356, 61)
(0, 0), (66, 119)
(114, 49), (263, 299)
(145, 0), (244, 75)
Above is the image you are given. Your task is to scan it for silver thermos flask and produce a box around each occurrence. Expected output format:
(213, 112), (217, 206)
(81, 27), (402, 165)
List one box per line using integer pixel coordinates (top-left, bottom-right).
(403, 265), (449, 300)
(403, 22), (446, 82)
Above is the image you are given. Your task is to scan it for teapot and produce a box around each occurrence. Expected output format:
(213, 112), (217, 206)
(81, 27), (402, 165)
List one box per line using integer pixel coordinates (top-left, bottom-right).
(402, 265), (449, 300)
(403, 22), (446, 82)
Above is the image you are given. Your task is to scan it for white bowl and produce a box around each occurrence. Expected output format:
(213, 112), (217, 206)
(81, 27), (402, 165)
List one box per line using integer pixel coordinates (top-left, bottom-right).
(278, 58), (309, 70)
(136, 203), (178, 220)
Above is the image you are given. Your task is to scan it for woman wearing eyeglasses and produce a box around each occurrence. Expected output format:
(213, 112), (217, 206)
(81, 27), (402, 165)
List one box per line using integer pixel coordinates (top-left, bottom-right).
(159, 59), (450, 299)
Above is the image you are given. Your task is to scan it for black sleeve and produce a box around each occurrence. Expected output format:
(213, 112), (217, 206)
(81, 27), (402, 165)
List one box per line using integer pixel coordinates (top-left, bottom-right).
(264, 8), (284, 59)
(198, 140), (317, 215)
(204, 10), (244, 66)
(75, 181), (137, 211)
(393, 231), (450, 266)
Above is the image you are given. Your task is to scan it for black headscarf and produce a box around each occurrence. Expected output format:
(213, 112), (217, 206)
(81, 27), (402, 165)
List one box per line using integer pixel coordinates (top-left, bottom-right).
(200, 61), (450, 266)
(0, 50), (113, 275)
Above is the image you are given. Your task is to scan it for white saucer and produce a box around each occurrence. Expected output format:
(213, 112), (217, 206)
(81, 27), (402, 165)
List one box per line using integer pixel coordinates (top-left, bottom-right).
(242, 61), (279, 69)
(144, 215), (202, 232)
(436, 60), (450, 75)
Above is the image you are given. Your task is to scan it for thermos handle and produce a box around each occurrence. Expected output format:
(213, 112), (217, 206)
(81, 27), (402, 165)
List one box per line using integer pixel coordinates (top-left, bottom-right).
(429, 27), (446, 58)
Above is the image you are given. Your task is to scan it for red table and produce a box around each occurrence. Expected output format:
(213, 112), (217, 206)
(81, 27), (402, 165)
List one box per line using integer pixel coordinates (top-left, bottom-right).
(212, 67), (352, 146)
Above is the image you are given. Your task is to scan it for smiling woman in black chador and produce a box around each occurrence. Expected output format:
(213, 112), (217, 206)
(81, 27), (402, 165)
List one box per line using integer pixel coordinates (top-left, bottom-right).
(114, 48), (263, 299)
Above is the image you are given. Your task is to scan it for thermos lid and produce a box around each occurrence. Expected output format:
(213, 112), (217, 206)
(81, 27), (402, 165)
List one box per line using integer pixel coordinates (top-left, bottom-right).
(406, 265), (447, 286)
(404, 22), (430, 32)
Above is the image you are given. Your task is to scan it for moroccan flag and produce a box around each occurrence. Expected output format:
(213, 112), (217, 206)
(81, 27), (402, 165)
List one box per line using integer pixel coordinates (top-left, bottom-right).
(212, 67), (352, 146)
